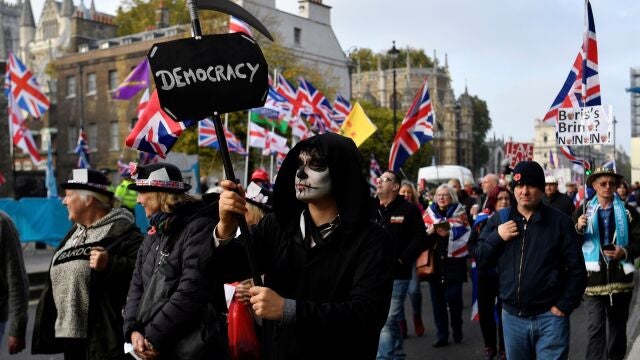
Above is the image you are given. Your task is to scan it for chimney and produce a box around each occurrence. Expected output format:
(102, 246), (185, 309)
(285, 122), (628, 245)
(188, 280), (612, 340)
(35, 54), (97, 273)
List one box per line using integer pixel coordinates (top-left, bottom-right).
(298, 0), (331, 25)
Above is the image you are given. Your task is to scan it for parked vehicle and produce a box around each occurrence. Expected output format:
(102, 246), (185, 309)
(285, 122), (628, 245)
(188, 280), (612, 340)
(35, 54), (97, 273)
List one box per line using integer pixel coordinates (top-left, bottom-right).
(417, 165), (474, 188)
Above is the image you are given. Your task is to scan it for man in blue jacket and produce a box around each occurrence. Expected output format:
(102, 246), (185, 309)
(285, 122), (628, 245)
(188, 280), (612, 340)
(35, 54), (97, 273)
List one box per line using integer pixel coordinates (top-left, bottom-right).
(475, 161), (587, 360)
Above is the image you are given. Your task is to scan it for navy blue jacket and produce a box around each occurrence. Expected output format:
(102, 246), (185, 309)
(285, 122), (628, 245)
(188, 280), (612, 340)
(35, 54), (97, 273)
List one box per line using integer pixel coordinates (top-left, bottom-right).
(475, 204), (587, 317)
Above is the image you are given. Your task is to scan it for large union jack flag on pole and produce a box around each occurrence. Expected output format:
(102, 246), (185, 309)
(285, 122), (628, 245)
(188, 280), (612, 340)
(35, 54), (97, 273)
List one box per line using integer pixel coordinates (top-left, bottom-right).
(74, 127), (91, 168)
(125, 90), (196, 158)
(333, 94), (352, 126)
(388, 77), (434, 172)
(198, 118), (247, 155)
(6, 52), (50, 118)
(275, 74), (308, 117)
(542, 1), (599, 170)
(298, 78), (341, 133)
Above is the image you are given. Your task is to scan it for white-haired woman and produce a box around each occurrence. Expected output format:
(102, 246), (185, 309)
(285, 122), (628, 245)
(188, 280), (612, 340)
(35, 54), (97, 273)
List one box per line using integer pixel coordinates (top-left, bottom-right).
(421, 183), (471, 347)
(32, 169), (144, 359)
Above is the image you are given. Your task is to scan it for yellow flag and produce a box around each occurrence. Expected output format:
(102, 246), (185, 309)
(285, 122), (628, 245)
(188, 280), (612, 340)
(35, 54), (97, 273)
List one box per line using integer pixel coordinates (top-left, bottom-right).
(340, 102), (377, 147)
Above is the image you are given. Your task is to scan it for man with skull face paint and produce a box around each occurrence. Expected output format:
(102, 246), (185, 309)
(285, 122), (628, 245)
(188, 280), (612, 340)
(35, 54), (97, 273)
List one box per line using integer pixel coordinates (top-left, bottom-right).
(215, 133), (394, 360)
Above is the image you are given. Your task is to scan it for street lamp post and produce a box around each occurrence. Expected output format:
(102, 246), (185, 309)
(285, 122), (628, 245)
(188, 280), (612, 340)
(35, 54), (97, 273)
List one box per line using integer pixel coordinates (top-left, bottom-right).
(388, 41), (400, 141)
(612, 116), (617, 166)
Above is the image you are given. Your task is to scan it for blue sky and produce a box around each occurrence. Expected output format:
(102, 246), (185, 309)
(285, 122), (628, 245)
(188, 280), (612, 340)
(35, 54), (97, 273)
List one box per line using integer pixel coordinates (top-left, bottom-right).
(32, 0), (639, 153)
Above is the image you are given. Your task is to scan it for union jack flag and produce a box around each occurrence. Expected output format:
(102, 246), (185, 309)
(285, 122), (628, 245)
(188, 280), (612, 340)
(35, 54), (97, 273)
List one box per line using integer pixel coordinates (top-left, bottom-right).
(138, 151), (159, 165)
(229, 16), (253, 37)
(369, 153), (382, 194)
(198, 118), (247, 155)
(8, 95), (41, 164)
(333, 94), (352, 125)
(388, 78), (434, 171)
(290, 116), (313, 140)
(276, 152), (286, 172)
(6, 52), (50, 118)
(74, 127), (91, 168)
(125, 90), (196, 158)
(137, 88), (150, 120)
(117, 155), (129, 177)
(298, 78), (340, 133)
(275, 74), (308, 117)
(542, 1), (599, 170)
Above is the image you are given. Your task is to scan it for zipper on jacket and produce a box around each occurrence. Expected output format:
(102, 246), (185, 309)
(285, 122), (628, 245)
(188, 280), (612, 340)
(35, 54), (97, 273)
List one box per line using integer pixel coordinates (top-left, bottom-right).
(517, 220), (527, 316)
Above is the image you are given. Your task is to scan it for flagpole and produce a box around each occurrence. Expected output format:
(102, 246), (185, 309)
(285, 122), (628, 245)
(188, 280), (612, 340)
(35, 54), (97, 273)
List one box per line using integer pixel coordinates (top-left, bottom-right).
(244, 110), (251, 186)
(7, 100), (16, 198)
(186, 0), (262, 287)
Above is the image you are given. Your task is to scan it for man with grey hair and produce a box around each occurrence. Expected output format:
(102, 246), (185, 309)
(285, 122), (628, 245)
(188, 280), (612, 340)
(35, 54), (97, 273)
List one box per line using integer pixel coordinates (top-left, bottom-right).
(480, 174), (499, 210)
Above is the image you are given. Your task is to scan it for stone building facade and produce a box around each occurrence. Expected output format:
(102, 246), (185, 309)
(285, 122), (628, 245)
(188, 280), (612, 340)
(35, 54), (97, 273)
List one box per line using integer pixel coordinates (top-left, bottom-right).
(0, 0), (21, 60)
(0, 0), (118, 197)
(351, 54), (475, 169)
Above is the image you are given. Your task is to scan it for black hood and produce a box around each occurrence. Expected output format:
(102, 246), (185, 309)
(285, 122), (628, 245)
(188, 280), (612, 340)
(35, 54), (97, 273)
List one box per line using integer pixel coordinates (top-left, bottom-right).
(273, 133), (373, 228)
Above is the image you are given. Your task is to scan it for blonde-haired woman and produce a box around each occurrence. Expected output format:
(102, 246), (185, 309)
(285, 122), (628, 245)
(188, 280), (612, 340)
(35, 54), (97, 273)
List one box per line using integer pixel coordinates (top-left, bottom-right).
(123, 163), (227, 359)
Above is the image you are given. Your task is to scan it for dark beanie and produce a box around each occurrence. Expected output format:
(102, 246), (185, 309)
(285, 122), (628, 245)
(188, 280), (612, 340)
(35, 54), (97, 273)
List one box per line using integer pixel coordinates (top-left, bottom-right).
(510, 161), (545, 191)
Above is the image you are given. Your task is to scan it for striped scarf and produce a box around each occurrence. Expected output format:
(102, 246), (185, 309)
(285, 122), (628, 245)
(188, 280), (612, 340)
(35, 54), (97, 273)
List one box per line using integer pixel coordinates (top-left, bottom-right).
(424, 202), (471, 258)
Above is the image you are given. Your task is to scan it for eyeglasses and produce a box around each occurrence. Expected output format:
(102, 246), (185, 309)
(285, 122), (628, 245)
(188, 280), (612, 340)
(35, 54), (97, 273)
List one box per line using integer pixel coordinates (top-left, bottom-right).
(496, 196), (510, 201)
(376, 177), (394, 184)
(597, 181), (617, 188)
(436, 194), (451, 198)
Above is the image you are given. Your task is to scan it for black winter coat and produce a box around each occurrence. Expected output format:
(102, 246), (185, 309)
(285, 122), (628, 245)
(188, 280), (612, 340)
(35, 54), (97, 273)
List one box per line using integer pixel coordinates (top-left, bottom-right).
(218, 213), (394, 360)
(122, 201), (227, 359)
(474, 204), (587, 317)
(376, 196), (428, 279)
(32, 217), (143, 359)
(543, 191), (575, 216)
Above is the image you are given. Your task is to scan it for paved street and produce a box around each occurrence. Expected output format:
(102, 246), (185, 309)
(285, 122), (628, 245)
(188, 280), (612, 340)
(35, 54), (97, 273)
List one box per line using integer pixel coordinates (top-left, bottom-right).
(2, 246), (639, 359)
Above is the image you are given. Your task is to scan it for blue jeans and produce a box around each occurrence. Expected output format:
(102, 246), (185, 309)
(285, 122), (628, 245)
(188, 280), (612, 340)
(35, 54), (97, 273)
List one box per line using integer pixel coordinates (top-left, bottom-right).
(502, 309), (570, 360)
(407, 261), (422, 317)
(377, 279), (409, 360)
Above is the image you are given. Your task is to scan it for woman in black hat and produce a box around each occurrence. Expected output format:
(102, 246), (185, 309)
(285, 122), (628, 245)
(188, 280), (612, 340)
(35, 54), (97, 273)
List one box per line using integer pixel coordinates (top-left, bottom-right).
(32, 169), (144, 359)
(122, 162), (228, 360)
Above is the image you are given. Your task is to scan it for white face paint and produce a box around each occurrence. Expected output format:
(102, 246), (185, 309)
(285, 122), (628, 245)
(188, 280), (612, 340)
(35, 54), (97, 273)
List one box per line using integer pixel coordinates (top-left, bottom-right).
(294, 150), (332, 202)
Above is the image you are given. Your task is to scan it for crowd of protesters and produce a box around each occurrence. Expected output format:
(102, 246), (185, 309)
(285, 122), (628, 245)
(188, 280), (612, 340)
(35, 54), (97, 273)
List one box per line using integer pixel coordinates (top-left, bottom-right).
(2, 134), (640, 360)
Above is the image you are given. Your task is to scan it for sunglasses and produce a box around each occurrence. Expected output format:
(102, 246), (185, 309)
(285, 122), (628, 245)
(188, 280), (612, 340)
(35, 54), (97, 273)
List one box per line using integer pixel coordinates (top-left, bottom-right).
(597, 181), (617, 188)
(376, 177), (394, 184)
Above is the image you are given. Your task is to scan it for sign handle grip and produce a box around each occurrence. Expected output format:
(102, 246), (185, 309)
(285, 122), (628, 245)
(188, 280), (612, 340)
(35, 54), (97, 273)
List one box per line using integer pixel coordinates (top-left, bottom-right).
(212, 114), (263, 287)
(187, 0), (202, 38)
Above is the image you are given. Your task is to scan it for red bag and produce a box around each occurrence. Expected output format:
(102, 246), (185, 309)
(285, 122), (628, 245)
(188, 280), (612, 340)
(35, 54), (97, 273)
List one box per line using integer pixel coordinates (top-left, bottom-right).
(228, 297), (260, 360)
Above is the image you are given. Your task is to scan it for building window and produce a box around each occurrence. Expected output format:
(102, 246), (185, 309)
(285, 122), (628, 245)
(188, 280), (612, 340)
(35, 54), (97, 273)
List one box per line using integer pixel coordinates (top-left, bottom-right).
(86, 73), (97, 95)
(108, 70), (118, 91)
(88, 123), (98, 151)
(294, 27), (301, 45)
(66, 76), (76, 98)
(68, 125), (77, 152)
(110, 122), (120, 151)
(43, 21), (58, 40)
